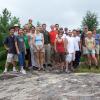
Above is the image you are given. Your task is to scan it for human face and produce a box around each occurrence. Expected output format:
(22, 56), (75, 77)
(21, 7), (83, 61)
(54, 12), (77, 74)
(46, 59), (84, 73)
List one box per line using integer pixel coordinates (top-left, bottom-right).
(84, 27), (88, 33)
(10, 29), (15, 35)
(55, 24), (59, 30)
(23, 29), (27, 34)
(73, 30), (77, 36)
(50, 25), (55, 31)
(59, 28), (63, 34)
(36, 27), (40, 33)
(42, 24), (46, 31)
(68, 32), (72, 36)
(31, 27), (35, 33)
(93, 30), (96, 34)
(58, 33), (62, 38)
(29, 19), (32, 24)
(19, 29), (23, 36)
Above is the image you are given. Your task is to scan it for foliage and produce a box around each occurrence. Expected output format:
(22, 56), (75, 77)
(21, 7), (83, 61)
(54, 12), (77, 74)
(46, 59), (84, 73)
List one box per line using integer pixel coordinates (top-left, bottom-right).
(82, 11), (99, 31)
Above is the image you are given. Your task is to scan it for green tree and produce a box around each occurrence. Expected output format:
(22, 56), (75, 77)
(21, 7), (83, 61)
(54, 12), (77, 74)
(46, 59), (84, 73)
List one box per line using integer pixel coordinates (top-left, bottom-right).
(0, 8), (11, 33)
(9, 16), (20, 28)
(0, 8), (20, 46)
(82, 11), (99, 31)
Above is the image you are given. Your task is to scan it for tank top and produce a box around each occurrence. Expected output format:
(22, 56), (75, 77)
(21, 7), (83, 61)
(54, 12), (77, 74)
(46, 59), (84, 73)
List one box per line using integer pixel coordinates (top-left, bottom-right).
(35, 33), (43, 45)
(86, 37), (95, 49)
(56, 39), (65, 53)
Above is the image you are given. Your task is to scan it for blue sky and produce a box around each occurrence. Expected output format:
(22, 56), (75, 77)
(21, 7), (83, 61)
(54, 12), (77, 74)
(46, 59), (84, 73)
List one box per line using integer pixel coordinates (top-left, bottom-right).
(0, 0), (100, 30)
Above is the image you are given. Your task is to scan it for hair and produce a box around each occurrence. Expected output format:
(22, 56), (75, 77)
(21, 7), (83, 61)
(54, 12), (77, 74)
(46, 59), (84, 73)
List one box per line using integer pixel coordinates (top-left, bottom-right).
(31, 26), (35, 29)
(64, 28), (68, 31)
(87, 31), (92, 35)
(42, 23), (46, 26)
(55, 24), (59, 26)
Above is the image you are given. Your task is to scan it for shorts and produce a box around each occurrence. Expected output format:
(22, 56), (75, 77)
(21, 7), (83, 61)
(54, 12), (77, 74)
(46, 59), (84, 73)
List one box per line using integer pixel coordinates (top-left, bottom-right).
(82, 46), (87, 55)
(86, 49), (95, 55)
(66, 53), (75, 63)
(95, 45), (99, 54)
(6, 53), (18, 63)
(55, 52), (65, 62)
(34, 45), (45, 52)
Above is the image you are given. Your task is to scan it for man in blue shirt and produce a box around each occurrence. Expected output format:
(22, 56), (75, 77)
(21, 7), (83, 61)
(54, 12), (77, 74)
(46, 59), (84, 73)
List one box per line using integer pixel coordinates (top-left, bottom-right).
(3, 27), (17, 73)
(93, 29), (100, 61)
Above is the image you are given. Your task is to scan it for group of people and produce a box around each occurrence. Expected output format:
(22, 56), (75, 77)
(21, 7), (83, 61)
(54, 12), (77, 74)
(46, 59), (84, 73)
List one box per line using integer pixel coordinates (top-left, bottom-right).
(3, 19), (100, 74)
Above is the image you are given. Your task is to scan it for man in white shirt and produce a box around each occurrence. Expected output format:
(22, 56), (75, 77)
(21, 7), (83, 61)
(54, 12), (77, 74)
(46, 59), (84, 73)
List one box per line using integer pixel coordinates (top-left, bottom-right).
(73, 30), (81, 68)
(65, 31), (76, 73)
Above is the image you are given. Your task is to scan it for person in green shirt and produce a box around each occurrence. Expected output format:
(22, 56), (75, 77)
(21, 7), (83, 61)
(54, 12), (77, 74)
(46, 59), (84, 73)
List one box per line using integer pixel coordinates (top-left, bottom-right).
(23, 29), (32, 69)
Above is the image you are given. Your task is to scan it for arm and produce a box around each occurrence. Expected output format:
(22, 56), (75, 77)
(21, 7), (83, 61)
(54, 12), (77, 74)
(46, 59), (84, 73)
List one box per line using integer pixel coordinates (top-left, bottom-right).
(93, 38), (96, 49)
(4, 37), (9, 50)
(54, 39), (57, 52)
(32, 34), (37, 50)
(15, 41), (20, 54)
(64, 38), (68, 53)
(85, 38), (88, 49)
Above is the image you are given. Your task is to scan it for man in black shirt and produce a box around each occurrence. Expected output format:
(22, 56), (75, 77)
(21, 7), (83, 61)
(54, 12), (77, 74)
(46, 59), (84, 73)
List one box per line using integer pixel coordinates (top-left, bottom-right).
(3, 27), (17, 73)
(42, 24), (51, 67)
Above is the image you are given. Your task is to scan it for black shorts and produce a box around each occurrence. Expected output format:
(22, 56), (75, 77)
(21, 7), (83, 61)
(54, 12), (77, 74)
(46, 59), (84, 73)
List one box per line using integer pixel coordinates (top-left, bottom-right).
(55, 52), (65, 62)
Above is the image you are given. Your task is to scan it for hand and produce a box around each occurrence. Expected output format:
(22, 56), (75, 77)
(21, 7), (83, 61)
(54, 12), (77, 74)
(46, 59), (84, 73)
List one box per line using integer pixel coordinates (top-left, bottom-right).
(17, 51), (20, 55)
(6, 48), (9, 51)
(25, 50), (27, 55)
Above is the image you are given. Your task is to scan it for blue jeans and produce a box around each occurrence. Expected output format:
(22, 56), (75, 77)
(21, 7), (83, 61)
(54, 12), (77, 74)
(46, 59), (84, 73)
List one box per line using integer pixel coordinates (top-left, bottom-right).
(18, 51), (25, 68)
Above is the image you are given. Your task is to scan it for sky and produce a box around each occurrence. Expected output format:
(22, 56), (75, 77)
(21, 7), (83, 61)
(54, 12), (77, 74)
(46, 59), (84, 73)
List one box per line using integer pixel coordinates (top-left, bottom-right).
(0, 0), (100, 30)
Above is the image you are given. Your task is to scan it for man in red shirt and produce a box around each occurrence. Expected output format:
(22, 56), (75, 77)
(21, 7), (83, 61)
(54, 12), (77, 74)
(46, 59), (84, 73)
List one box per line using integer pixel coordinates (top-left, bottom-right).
(49, 25), (58, 67)
(49, 25), (57, 45)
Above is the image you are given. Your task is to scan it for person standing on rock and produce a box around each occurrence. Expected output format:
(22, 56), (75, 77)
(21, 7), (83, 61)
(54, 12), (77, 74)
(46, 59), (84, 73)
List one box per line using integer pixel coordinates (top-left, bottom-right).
(33, 26), (45, 71)
(92, 28), (100, 62)
(23, 28), (32, 69)
(15, 28), (26, 74)
(3, 27), (17, 73)
(29, 26), (38, 70)
(85, 31), (98, 69)
(65, 31), (76, 73)
(49, 25), (58, 67)
(54, 31), (66, 72)
(42, 24), (51, 68)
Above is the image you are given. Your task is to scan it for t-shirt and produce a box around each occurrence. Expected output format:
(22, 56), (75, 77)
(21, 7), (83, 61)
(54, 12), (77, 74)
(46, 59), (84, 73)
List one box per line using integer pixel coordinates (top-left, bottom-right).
(15, 36), (25, 52)
(4, 35), (17, 54)
(49, 31), (57, 45)
(66, 36), (75, 53)
(93, 34), (100, 45)
(74, 36), (80, 51)
(81, 32), (87, 46)
(14, 31), (18, 36)
(23, 34), (30, 49)
(42, 30), (50, 45)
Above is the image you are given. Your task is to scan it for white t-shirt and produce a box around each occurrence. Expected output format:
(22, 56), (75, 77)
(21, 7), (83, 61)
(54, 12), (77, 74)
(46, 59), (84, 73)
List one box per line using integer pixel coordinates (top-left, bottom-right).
(66, 36), (75, 53)
(74, 36), (80, 51)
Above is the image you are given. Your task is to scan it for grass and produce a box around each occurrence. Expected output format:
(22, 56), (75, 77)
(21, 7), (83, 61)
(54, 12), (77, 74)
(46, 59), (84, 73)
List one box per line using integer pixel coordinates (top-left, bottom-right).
(0, 46), (100, 74)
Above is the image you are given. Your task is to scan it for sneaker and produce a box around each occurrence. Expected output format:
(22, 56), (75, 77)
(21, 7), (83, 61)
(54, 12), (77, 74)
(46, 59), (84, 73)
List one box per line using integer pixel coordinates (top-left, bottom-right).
(13, 67), (17, 72)
(20, 69), (26, 74)
(4, 68), (7, 73)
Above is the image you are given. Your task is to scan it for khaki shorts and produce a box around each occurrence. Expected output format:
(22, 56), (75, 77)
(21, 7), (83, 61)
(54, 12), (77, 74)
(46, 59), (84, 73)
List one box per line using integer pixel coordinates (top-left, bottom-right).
(6, 53), (18, 63)
(82, 46), (87, 55)
(66, 53), (75, 63)
(95, 45), (100, 54)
